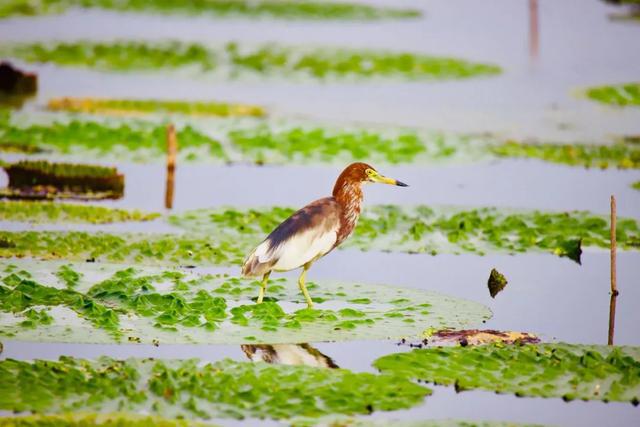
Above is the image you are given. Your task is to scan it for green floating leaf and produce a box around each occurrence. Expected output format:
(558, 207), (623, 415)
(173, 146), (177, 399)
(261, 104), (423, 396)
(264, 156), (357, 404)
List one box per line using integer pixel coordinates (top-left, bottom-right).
(0, 413), (213, 427)
(2, 41), (501, 81)
(0, 200), (160, 223)
(373, 343), (640, 404)
(0, 0), (421, 21)
(584, 82), (640, 107)
(0, 356), (430, 421)
(0, 260), (491, 344)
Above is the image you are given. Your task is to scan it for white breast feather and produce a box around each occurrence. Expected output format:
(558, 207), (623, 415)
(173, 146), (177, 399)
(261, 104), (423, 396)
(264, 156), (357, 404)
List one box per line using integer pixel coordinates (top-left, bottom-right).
(271, 226), (338, 272)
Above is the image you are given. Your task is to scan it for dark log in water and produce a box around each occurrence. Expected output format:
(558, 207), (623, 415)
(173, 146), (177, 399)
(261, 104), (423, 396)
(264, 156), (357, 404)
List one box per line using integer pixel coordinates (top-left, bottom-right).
(2, 160), (124, 200)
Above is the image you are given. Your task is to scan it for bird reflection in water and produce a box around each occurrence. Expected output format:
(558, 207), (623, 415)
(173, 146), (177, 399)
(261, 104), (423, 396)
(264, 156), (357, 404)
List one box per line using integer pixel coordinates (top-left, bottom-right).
(241, 343), (338, 369)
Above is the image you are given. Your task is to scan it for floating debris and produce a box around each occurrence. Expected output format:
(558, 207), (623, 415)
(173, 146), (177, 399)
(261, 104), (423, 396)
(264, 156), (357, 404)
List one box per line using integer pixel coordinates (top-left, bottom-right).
(488, 268), (508, 298)
(0, 61), (37, 95)
(429, 329), (539, 346)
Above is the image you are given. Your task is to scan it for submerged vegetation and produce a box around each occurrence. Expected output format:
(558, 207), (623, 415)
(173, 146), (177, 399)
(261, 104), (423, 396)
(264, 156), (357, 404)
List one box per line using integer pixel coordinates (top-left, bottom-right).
(0, 0), (421, 21)
(48, 97), (266, 117)
(0, 201), (159, 223)
(0, 261), (490, 343)
(2, 41), (502, 81)
(585, 82), (640, 107)
(374, 343), (640, 404)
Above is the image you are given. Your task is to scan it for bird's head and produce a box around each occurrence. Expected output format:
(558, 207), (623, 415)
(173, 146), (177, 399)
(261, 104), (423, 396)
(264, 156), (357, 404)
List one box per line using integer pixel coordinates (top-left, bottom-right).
(337, 162), (408, 187)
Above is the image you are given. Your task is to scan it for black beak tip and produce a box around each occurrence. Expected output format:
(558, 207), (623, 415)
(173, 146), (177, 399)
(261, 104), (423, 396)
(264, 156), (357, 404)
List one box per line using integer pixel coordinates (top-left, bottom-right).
(396, 181), (409, 187)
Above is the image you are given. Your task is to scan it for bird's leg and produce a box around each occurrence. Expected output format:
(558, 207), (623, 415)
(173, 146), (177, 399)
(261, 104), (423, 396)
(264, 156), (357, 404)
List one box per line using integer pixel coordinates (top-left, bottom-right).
(298, 262), (314, 309)
(257, 271), (270, 304)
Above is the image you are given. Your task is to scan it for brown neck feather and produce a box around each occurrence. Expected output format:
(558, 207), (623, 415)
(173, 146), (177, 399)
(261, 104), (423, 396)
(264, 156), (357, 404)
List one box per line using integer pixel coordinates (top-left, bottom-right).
(332, 175), (364, 243)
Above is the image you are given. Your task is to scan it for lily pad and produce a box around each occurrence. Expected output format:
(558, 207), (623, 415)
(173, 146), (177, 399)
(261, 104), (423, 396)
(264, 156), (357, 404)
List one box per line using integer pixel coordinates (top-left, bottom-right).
(373, 343), (640, 404)
(0, 259), (491, 344)
(584, 82), (640, 107)
(0, 413), (214, 427)
(0, 356), (430, 421)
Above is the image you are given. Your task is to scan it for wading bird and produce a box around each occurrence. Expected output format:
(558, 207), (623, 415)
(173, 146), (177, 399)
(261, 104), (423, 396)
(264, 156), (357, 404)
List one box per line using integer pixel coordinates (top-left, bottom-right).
(241, 162), (408, 308)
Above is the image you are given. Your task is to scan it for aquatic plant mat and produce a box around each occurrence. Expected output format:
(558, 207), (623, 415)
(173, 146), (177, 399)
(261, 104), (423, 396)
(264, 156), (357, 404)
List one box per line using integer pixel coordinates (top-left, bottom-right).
(0, 413), (214, 427)
(1, 41), (501, 81)
(0, 259), (491, 344)
(1, 205), (638, 262)
(0, 0), (421, 21)
(373, 343), (640, 404)
(168, 205), (640, 261)
(3, 112), (639, 168)
(0, 356), (429, 422)
(0, 201), (159, 223)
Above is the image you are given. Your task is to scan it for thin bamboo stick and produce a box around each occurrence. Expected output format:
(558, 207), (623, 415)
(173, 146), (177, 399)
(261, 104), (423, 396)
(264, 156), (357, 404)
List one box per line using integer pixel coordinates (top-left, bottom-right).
(165, 124), (177, 209)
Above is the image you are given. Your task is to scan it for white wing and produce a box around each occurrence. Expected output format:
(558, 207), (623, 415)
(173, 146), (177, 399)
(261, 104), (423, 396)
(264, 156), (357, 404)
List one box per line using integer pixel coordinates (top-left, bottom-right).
(269, 225), (337, 272)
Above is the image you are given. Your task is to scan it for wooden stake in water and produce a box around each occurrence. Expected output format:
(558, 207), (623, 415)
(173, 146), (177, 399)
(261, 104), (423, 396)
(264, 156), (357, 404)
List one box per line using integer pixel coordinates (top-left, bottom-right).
(529, 0), (539, 60)
(165, 124), (177, 210)
(608, 195), (618, 345)
(610, 195), (618, 296)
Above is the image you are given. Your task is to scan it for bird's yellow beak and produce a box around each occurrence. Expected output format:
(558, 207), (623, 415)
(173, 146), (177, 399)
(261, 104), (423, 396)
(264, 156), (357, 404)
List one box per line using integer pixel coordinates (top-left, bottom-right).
(369, 171), (409, 187)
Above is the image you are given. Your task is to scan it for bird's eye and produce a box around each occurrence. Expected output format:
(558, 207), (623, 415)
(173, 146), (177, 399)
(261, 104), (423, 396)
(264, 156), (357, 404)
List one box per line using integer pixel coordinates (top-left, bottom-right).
(366, 169), (374, 176)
